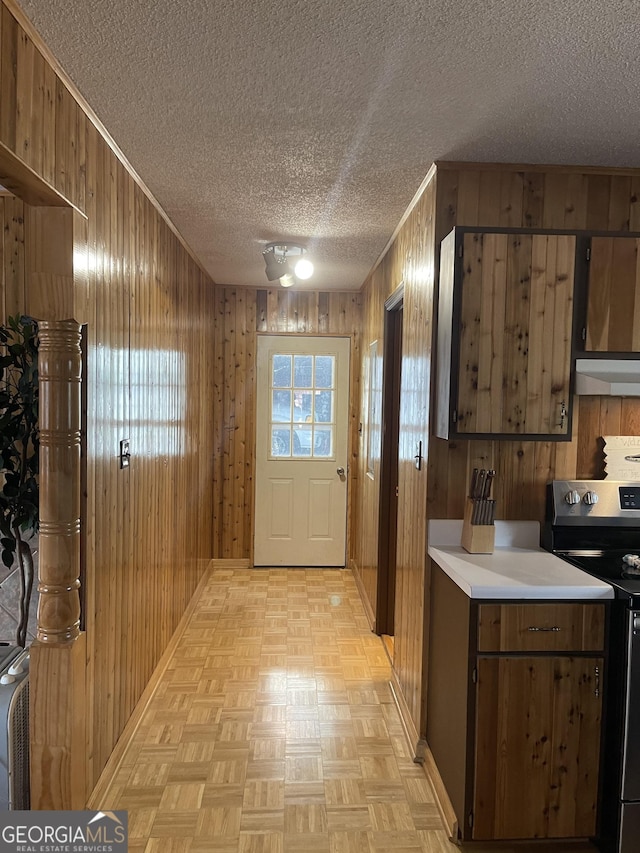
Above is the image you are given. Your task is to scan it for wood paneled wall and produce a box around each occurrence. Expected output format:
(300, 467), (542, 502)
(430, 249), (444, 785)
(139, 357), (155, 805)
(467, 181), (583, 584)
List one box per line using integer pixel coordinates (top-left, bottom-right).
(0, 1), (217, 793)
(212, 286), (361, 560)
(352, 175), (438, 745)
(0, 195), (25, 315)
(352, 161), (640, 749)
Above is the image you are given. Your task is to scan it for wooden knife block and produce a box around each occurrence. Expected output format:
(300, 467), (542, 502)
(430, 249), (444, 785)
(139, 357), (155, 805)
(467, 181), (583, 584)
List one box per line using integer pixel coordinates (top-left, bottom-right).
(461, 498), (495, 554)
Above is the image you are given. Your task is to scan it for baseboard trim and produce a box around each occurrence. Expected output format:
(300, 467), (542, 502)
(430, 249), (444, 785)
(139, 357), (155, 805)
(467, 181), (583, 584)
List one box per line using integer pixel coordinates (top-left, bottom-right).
(210, 558), (251, 569)
(87, 563), (214, 808)
(389, 671), (425, 761)
(422, 743), (459, 840)
(349, 559), (376, 632)
(388, 671), (458, 840)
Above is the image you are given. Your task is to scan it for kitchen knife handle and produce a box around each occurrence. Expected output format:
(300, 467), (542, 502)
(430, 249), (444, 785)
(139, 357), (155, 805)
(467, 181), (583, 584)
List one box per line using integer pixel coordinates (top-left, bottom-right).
(470, 468), (478, 499)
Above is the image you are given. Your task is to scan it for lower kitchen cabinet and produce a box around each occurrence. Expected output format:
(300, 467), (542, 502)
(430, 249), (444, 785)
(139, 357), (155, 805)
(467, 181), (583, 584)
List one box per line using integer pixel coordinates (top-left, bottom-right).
(473, 655), (603, 839)
(427, 563), (606, 842)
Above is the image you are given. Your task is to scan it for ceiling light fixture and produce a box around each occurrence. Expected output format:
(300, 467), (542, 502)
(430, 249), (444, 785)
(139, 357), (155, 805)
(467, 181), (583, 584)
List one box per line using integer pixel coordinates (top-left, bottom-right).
(262, 243), (314, 287)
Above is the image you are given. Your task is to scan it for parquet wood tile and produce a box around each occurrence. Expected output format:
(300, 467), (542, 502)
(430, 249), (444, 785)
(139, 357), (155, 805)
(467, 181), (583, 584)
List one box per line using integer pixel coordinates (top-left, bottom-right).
(245, 759), (286, 781)
(284, 781), (326, 805)
(324, 779), (368, 807)
(201, 784), (244, 808)
(329, 831), (373, 853)
(100, 568), (470, 852)
(326, 806), (371, 832)
(149, 810), (199, 835)
(243, 780), (285, 809)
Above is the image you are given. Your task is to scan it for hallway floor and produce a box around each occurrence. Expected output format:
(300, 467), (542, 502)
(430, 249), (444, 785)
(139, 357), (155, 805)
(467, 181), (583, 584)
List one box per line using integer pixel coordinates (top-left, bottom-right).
(99, 566), (598, 853)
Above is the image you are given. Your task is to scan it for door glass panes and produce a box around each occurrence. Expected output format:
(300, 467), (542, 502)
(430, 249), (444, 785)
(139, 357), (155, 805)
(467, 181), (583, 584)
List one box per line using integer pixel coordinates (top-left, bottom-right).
(273, 354), (292, 387)
(314, 426), (332, 457)
(314, 391), (332, 423)
(271, 428), (291, 456)
(272, 390), (291, 422)
(315, 356), (334, 388)
(270, 352), (337, 458)
(294, 355), (313, 388)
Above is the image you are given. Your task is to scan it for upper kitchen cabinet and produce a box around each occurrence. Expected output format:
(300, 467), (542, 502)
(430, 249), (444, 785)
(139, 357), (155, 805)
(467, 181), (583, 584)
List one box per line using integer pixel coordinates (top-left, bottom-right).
(584, 235), (640, 352)
(436, 228), (576, 440)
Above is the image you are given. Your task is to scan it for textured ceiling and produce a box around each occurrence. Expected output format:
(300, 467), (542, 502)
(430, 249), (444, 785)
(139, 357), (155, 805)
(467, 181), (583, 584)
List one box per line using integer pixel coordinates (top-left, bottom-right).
(16, 0), (640, 290)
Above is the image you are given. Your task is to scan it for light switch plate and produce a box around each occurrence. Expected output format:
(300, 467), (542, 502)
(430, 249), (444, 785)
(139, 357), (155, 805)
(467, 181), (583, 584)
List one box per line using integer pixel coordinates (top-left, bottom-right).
(119, 438), (130, 469)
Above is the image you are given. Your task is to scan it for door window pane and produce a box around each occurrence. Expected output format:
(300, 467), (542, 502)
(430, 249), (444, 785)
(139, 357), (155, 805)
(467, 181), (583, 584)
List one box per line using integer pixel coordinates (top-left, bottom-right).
(272, 390), (291, 422)
(269, 352), (337, 459)
(314, 426), (332, 457)
(271, 428), (291, 456)
(294, 355), (313, 388)
(314, 390), (332, 423)
(292, 424), (312, 457)
(273, 354), (292, 387)
(293, 391), (313, 422)
(315, 356), (334, 388)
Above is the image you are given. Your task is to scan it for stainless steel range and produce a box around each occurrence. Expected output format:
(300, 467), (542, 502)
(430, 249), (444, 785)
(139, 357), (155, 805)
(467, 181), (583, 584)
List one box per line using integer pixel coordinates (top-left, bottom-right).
(543, 480), (640, 853)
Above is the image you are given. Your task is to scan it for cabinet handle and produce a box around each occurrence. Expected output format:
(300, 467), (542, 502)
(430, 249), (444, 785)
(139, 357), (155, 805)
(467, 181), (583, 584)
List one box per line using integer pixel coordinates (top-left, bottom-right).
(594, 665), (600, 698)
(557, 400), (567, 429)
(527, 626), (562, 632)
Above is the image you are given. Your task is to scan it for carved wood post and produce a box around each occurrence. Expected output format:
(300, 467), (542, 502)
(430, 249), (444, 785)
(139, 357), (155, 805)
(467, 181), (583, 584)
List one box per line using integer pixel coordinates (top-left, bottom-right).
(30, 318), (86, 809)
(36, 319), (81, 642)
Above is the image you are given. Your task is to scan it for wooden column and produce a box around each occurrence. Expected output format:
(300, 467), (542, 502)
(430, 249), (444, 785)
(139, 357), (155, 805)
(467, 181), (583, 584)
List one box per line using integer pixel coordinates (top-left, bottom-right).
(29, 319), (86, 808)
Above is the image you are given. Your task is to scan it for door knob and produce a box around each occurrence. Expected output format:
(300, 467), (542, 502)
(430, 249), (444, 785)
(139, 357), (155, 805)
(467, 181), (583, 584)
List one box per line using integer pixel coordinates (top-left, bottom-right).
(337, 467), (345, 477)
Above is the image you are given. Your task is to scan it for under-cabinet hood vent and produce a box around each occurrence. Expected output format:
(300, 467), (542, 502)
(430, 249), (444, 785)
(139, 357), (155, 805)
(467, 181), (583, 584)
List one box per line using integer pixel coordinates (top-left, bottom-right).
(575, 359), (640, 396)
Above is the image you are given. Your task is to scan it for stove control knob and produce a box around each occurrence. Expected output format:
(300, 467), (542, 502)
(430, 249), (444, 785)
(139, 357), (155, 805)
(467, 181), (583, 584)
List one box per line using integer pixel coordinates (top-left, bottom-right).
(564, 490), (581, 505)
(582, 491), (599, 506)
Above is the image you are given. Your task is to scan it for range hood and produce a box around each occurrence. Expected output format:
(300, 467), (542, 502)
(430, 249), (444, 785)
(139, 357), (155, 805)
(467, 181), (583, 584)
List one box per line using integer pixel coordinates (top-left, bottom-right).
(575, 359), (640, 396)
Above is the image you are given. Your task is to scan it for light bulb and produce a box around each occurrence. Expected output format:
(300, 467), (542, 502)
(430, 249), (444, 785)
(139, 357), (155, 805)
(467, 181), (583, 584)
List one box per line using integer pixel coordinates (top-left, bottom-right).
(279, 273), (295, 288)
(294, 258), (314, 280)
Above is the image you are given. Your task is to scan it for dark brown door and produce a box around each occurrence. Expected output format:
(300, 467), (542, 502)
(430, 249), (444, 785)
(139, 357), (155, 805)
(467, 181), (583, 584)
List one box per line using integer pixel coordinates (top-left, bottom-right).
(376, 293), (403, 636)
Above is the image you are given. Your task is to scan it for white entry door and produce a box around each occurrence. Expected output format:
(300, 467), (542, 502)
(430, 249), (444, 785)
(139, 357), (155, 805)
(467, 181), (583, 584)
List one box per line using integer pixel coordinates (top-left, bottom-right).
(254, 335), (350, 567)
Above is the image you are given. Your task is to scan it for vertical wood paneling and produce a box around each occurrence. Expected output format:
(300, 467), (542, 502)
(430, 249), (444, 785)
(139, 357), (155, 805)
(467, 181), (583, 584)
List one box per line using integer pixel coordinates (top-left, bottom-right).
(352, 177), (437, 745)
(0, 195), (25, 314)
(0, 2), (217, 794)
(0, 6), (18, 151)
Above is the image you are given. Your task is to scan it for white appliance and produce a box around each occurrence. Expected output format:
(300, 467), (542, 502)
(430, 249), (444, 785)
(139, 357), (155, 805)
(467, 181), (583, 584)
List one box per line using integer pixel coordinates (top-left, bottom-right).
(0, 645), (30, 810)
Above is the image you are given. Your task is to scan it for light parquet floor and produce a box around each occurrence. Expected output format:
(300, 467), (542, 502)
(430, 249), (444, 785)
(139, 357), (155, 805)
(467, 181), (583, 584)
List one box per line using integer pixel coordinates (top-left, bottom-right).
(100, 567), (598, 853)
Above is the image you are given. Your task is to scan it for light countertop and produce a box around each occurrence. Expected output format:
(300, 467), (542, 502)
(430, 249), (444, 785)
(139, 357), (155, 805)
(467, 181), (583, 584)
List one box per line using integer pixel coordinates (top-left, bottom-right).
(428, 520), (614, 600)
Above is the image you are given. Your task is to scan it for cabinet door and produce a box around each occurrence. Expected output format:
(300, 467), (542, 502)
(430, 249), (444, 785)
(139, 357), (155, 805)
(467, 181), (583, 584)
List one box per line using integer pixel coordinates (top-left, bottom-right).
(472, 656), (602, 840)
(586, 236), (640, 351)
(456, 232), (575, 436)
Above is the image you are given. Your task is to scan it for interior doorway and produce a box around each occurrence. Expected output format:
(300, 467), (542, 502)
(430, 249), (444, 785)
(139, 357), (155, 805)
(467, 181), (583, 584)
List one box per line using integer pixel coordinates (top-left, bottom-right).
(376, 284), (404, 643)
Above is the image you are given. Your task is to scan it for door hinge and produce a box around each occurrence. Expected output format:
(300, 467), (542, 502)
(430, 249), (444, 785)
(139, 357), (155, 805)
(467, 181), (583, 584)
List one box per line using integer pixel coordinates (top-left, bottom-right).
(452, 409), (458, 424)
(395, 485), (399, 498)
(472, 667), (477, 684)
(581, 326), (587, 341)
(468, 810), (474, 829)
(586, 246), (591, 261)
(458, 244), (464, 258)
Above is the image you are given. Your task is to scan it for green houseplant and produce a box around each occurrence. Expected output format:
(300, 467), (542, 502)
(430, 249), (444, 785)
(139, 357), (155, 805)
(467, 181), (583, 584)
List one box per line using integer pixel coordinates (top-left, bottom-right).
(0, 315), (39, 647)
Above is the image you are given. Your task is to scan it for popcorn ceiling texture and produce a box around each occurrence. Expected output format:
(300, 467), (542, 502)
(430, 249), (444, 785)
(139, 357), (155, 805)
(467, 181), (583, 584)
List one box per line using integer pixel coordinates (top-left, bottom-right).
(17, 0), (640, 290)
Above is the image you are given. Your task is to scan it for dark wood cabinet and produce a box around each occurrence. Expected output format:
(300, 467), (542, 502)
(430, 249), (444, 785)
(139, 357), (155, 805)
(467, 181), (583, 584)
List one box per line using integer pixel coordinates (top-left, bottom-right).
(436, 228), (576, 439)
(427, 564), (605, 842)
(585, 235), (640, 352)
(473, 654), (602, 839)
